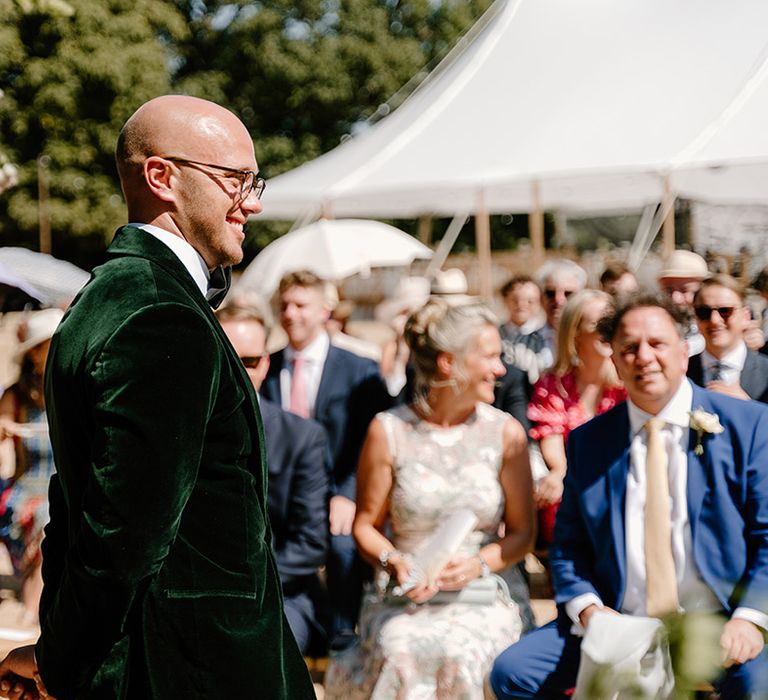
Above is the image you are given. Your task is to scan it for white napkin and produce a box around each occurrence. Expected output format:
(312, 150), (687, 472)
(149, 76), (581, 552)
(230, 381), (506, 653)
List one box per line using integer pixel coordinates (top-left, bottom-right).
(573, 611), (674, 699)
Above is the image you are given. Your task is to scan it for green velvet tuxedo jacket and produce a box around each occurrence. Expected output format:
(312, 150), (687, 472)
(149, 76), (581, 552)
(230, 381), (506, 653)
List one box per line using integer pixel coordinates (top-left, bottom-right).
(36, 226), (314, 699)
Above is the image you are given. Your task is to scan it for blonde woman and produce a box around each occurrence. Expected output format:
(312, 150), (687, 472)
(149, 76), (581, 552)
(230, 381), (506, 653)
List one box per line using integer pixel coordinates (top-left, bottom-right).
(527, 289), (626, 545)
(324, 299), (535, 699)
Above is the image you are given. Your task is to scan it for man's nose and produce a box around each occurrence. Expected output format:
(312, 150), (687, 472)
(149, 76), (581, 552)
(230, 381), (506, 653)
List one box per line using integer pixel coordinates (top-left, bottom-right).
(635, 341), (654, 363)
(669, 290), (687, 306)
(241, 189), (264, 215)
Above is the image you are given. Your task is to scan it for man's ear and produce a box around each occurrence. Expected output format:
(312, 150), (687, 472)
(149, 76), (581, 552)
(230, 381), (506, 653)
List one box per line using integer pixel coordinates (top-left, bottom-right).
(143, 157), (176, 203)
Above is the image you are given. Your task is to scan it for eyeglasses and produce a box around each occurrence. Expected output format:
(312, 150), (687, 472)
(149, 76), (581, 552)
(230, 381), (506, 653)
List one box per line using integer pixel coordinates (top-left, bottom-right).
(543, 288), (575, 301)
(160, 156), (266, 200)
(693, 305), (740, 322)
(239, 355), (266, 369)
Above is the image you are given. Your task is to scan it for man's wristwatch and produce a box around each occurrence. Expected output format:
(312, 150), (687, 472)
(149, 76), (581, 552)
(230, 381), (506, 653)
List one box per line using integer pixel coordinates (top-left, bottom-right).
(477, 552), (491, 578)
(378, 549), (401, 570)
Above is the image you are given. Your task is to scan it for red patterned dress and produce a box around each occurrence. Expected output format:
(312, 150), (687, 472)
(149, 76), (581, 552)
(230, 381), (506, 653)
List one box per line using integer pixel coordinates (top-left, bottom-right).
(527, 370), (626, 545)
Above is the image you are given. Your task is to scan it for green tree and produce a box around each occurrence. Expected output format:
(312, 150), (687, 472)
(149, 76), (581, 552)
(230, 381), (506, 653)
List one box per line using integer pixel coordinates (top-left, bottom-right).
(0, 0), (491, 264)
(171, 0), (492, 253)
(0, 0), (187, 267)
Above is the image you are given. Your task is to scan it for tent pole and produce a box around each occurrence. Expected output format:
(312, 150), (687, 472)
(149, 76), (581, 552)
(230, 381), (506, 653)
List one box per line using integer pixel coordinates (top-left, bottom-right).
(417, 216), (433, 246)
(662, 175), (675, 257)
(475, 191), (493, 302)
(529, 179), (545, 267)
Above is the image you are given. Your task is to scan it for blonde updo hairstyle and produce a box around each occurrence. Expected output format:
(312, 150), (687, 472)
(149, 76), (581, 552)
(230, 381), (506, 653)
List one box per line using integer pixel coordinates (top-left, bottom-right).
(404, 298), (499, 413)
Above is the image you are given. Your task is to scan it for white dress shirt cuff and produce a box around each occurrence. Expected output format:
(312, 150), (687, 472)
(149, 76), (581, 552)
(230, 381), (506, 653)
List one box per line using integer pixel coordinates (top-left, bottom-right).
(566, 593), (604, 636)
(732, 607), (768, 632)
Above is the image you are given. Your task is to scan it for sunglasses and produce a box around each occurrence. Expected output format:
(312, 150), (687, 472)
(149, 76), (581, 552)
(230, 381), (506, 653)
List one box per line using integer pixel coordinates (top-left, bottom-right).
(239, 355), (266, 369)
(693, 305), (740, 322)
(543, 289), (575, 301)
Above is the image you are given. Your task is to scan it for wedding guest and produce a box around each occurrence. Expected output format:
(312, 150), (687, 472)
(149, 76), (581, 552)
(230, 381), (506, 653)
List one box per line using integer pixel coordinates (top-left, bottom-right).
(492, 294), (768, 699)
(528, 290), (626, 548)
(533, 259), (587, 372)
(499, 275), (547, 387)
(262, 270), (391, 648)
(657, 249), (708, 356)
(687, 274), (768, 403)
(599, 260), (639, 297)
(500, 275), (544, 342)
(0, 309), (62, 624)
(324, 299), (535, 699)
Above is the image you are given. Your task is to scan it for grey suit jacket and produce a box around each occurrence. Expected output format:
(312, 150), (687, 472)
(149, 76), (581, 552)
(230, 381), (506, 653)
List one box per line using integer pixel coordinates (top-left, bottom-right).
(687, 349), (768, 403)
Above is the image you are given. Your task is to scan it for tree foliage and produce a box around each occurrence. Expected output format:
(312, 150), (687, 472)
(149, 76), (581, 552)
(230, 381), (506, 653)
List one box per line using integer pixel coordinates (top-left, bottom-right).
(0, 0), (187, 265)
(0, 0), (491, 266)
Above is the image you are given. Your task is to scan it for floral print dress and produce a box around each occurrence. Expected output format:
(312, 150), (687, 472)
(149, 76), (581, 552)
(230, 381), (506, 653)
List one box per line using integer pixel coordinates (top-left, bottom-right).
(527, 370), (627, 544)
(324, 402), (522, 700)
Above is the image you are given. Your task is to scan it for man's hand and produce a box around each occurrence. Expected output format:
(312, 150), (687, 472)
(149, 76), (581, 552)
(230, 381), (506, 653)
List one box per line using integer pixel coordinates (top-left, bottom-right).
(578, 604), (619, 630)
(706, 380), (750, 401)
(0, 645), (53, 699)
(329, 495), (356, 536)
(743, 321), (765, 352)
(535, 471), (564, 507)
(721, 618), (765, 667)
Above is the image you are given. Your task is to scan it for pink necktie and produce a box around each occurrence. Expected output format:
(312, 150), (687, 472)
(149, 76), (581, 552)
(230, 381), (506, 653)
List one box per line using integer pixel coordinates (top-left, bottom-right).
(290, 356), (309, 418)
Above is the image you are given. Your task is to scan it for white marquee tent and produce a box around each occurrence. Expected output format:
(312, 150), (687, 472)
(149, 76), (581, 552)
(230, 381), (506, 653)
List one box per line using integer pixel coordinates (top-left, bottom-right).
(258, 0), (768, 220)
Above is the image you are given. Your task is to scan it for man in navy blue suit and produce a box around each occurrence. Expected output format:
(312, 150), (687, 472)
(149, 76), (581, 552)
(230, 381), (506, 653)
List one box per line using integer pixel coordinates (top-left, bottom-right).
(491, 293), (768, 699)
(219, 304), (330, 654)
(262, 270), (390, 645)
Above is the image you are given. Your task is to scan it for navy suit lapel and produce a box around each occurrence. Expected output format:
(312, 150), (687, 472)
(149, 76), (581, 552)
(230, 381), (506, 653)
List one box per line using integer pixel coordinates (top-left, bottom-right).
(265, 350), (286, 404)
(605, 406), (631, 603)
(686, 353), (705, 388)
(686, 385), (712, 544)
(315, 345), (340, 418)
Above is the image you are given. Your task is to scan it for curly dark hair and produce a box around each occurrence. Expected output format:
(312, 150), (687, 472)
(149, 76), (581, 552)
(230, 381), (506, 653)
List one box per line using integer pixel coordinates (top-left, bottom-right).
(596, 292), (690, 344)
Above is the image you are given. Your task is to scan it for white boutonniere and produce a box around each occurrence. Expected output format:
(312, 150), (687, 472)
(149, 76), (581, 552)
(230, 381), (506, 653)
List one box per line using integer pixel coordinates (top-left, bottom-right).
(688, 408), (724, 456)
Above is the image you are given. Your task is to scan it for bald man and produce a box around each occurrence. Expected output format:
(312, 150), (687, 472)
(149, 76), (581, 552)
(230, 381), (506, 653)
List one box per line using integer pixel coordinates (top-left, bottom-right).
(0, 96), (314, 699)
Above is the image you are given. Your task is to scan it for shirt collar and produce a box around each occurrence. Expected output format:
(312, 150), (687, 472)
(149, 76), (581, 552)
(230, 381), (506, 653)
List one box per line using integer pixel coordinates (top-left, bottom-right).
(284, 330), (330, 364)
(627, 377), (693, 437)
(701, 341), (747, 372)
(130, 222), (210, 297)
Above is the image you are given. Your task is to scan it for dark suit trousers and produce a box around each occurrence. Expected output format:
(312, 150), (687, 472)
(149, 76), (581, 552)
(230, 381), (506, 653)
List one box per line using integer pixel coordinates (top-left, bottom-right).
(326, 533), (370, 638)
(491, 616), (768, 699)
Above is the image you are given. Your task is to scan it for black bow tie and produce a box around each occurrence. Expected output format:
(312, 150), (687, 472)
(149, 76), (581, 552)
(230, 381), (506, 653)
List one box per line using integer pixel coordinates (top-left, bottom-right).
(206, 266), (232, 309)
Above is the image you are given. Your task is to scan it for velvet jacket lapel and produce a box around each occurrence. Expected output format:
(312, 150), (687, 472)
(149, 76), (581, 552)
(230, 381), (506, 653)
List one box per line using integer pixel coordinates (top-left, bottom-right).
(108, 226), (268, 490)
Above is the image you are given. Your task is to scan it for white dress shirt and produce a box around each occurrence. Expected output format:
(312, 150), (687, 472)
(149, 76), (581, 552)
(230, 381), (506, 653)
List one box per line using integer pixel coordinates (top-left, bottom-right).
(566, 379), (768, 632)
(701, 341), (747, 386)
(501, 315), (545, 341)
(130, 222), (210, 296)
(280, 332), (330, 417)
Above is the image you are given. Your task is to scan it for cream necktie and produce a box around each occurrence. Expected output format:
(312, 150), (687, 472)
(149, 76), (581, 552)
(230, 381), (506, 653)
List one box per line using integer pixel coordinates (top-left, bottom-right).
(644, 418), (679, 617)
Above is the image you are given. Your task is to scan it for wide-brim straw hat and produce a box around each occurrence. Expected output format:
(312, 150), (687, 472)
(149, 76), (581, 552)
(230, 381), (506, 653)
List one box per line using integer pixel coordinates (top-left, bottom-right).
(658, 250), (708, 280)
(14, 308), (64, 362)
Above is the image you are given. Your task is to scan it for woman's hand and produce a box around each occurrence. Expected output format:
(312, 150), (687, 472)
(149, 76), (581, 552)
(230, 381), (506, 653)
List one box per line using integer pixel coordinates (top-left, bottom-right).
(435, 556), (483, 591)
(387, 553), (439, 604)
(535, 471), (564, 506)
